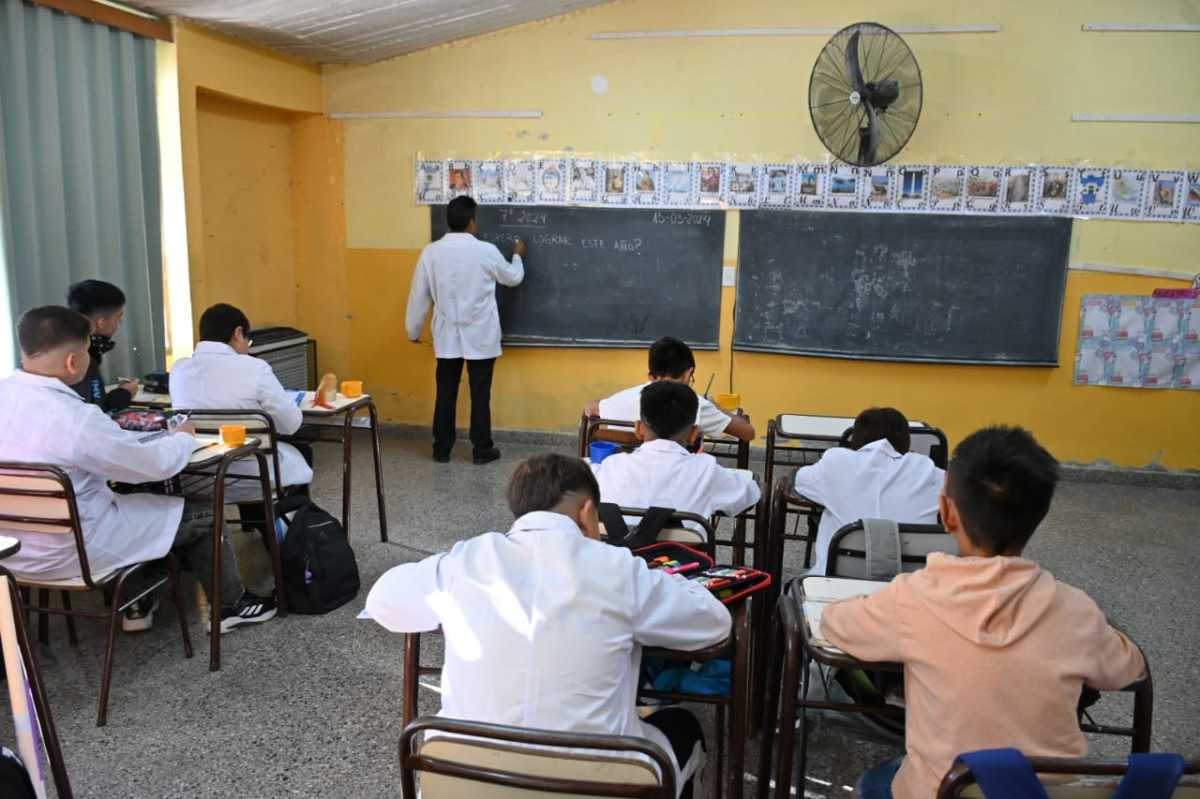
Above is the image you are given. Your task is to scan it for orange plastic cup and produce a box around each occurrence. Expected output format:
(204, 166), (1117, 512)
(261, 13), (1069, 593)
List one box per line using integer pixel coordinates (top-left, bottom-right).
(713, 392), (741, 412)
(219, 424), (247, 447)
(341, 380), (363, 398)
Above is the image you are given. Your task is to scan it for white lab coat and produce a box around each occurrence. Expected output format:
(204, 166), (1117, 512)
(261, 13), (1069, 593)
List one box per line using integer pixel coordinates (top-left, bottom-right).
(405, 232), (525, 360)
(794, 438), (945, 575)
(366, 510), (730, 795)
(592, 439), (761, 532)
(0, 371), (195, 580)
(598, 382), (733, 438)
(169, 341), (313, 500)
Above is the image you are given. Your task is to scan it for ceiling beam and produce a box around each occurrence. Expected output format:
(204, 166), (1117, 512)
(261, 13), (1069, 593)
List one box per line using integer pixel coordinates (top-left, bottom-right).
(29, 0), (173, 42)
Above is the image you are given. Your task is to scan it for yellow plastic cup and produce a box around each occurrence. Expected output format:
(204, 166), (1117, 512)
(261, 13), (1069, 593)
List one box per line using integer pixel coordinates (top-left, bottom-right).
(219, 424), (247, 447)
(713, 392), (741, 412)
(341, 380), (363, 398)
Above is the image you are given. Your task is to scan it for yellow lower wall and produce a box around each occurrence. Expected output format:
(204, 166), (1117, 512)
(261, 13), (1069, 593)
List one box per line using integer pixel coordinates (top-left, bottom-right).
(346, 245), (1198, 470)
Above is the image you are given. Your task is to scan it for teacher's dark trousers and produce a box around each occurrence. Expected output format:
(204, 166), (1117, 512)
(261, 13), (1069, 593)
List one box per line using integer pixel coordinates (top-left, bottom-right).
(433, 357), (495, 458)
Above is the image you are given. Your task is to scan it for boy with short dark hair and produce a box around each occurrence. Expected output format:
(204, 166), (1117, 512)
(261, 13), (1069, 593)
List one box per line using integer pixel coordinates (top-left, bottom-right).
(794, 406), (943, 575)
(0, 306), (276, 633)
(367, 453), (730, 797)
(592, 380), (760, 528)
(66, 279), (138, 411)
(585, 336), (756, 442)
(822, 426), (1145, 799)
(169, 303), (312, 501)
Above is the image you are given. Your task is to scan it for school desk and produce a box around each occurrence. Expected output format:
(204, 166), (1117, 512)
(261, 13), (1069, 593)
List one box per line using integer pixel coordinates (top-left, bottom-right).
(295, 392), (388, 543)
(178, 434), (287, 672)
(106, 384), (172, 409)
(755, 576), (1155, 799)
(402, 598), (754, 799)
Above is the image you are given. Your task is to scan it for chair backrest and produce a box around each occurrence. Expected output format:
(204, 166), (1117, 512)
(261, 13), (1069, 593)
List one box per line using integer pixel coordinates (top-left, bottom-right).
(938, 756), (1200, 799)
(579, 415), (639, 457)
(826, 520), (956, 579)
(173, 408), (282, 491)
(0, 463), (95, 582)
(836, 424), (950, 469)
(401, 716), (675, 799)
(599, 506), (716, 557)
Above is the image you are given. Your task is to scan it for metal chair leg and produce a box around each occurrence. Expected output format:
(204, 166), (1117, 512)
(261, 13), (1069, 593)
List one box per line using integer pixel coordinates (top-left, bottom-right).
(368, 401), (388, 543)
(715, 703), (725, 799)
(97, 573), (132, 727)
(61, 591), (78, 646)
(167, 554), (193, 660)
(755, 605), (785, 799)
(37, 588), (50, 645)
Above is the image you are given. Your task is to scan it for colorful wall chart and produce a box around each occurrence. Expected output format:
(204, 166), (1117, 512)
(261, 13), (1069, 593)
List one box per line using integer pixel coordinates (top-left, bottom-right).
(1075, 294), (1200, 389)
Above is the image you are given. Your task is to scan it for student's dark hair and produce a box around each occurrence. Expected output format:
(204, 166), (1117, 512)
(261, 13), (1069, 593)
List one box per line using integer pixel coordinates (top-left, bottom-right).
(647, 336), (695, 379)
(198, 303), (251, 344)
(17, 306), (92, 357)
(640, 380), (698, 441)
(446, 196), (478, 232)
(66, 280), (125, 316)
(946, 425), (1059, 554)
(507, 454), (600, 518)
(851, 407), (911, 454)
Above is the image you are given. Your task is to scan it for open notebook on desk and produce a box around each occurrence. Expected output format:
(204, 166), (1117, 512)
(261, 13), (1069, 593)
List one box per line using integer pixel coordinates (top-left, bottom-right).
(802, 577), (888, 653)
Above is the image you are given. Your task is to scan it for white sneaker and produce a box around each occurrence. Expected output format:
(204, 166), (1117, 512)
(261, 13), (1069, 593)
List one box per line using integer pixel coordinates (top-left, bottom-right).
(206, 592), (277, 634)
(122, 595), (159, 633)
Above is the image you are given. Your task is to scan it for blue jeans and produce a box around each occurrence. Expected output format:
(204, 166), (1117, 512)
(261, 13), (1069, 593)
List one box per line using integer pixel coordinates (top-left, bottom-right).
(857, 756), (903, 799)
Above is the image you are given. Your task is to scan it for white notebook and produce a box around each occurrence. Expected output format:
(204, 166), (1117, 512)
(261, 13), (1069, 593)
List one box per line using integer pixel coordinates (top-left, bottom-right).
(802, 577), (887, 651)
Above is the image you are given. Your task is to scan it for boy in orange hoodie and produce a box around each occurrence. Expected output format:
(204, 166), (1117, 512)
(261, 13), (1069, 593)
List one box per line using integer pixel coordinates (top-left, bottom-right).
(822, 426), (1145, 799)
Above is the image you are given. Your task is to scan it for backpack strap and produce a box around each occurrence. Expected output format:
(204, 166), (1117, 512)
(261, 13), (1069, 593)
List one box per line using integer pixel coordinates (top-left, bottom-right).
(1112, 753), (1186, 799)
(598, 503), (679, 549)
(958, 749), (1051, 799)
(861, 518), (902, 580)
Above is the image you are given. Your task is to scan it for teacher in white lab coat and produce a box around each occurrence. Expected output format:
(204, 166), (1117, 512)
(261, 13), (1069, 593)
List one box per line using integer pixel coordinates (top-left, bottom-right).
(406, 196), (525, 464)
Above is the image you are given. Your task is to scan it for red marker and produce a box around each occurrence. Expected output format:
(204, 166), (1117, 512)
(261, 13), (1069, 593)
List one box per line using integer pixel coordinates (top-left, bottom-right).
(665, 561), (701, 575)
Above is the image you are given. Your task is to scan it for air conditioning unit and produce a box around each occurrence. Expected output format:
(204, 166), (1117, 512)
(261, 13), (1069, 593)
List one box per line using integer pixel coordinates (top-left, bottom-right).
(248, 326), (310, 390)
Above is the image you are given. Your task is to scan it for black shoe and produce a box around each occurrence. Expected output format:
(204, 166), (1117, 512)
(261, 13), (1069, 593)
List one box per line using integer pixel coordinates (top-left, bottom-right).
(472, 447), (501, 465)
(433, 451), (451, 463)
(208, 592), (277, 634)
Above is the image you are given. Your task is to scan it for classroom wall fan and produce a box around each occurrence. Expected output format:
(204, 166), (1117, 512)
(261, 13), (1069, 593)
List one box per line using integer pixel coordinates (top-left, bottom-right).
(809, 22), (923, 166)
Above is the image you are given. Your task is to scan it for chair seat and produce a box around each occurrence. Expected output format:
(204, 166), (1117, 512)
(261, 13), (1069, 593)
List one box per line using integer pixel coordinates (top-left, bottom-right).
(13, 567), (120, 590)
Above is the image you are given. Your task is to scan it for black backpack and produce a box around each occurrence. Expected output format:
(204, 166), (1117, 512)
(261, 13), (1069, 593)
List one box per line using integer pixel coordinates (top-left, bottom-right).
(278, 499), (361, 614)
(0, 747), (36, 799)
(598, 503), (679, 550)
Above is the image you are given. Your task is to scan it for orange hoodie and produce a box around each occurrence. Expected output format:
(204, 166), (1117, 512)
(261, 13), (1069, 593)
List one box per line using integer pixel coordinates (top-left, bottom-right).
(822, 553), (1145, 799)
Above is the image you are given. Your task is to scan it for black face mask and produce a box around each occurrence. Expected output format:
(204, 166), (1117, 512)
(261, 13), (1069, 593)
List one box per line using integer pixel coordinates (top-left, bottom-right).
(90, 335), (115, 356)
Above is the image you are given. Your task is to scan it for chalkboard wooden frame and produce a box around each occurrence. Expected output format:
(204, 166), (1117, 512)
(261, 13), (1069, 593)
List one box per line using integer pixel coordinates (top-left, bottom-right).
(733, 211), (1072, 366)
(430, 205), (725, 350)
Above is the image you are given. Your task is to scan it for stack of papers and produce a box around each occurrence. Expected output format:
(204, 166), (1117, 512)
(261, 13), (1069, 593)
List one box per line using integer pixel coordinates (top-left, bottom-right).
(802, 577), (886, 652)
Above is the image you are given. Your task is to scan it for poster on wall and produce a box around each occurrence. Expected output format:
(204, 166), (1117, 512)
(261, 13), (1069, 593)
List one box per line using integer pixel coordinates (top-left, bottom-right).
(1073, 167), (1110, 216)
(998, 166), (1034, 214)
(662, 162), (696, 206)
(896, 165), (930, 211)
(1075, 293), (1199, 390)
(1185, 172), (1200, 223)
(760, 164), (793, 208)
(631, 161), (660, 205)
(447, 160), (473, 199)
(505, 160), (536, 204)
(535, 158), (567, 204)
(1035, 165), (1074, 214)
(697, 163), (727, 206)
(862, 165), (896, 211)
(929, 166), (964, 213)
(828, 165), (861, 210)
(1145, 170), (1185, 221)
(1106, 169), (1147, 219)
(414, 160), (446, 204)
(568, 158), (599, 204)
(794, 164), (829, 209)
(725, 164), (760, 208)
(965, 165), (1002, 213)
(474, 160), (505, 204)
(601, 161), (629, 205)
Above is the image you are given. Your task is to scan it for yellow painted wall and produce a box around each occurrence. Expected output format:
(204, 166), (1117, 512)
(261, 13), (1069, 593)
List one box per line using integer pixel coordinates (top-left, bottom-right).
(173, 22), (350, 373)
(322, 0), (1200, 469)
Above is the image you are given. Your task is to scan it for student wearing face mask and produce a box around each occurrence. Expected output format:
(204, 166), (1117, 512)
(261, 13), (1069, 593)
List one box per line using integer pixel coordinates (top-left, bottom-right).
(66, 279), (140, 412)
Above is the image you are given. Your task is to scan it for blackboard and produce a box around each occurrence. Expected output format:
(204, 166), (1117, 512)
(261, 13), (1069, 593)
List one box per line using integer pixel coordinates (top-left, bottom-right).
(733, 211), (1072, 365)
(430, 205), (725, 348)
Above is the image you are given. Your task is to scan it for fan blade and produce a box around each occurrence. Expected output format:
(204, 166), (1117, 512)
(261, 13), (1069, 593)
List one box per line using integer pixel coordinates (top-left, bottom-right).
(859, 103), (880, 165)
(845, 30), (866, 94)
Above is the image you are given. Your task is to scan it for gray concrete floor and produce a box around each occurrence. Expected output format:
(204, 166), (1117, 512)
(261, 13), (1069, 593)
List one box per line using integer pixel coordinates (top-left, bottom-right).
(2, 429), (1197, 798)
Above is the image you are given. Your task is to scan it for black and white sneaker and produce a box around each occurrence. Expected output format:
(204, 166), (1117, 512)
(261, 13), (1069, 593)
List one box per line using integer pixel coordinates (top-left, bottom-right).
(208, 592), (277, 634)
(122, 595), (159, 633)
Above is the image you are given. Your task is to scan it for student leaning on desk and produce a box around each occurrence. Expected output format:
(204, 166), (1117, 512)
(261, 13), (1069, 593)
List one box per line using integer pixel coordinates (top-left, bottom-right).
(367, 453), (729, 798)
(0, 306), (277, 634)
(820, 426), (1146, 799)
(66, 279), (139, 412)
(584, 336), (756, 443)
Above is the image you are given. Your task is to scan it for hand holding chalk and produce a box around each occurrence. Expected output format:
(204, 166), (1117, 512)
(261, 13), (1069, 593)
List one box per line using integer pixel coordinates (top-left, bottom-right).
(513, 238), (526, 257)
